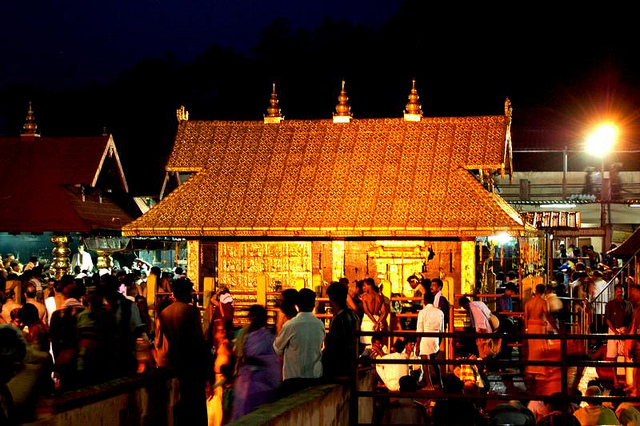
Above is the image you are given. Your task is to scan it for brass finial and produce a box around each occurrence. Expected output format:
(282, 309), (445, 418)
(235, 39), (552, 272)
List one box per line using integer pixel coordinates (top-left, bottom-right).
(505, 98), (512, 117)
(21, 102), (40, 138)
(176, 105), (189, 122)
(264, 83), (284, 124)
(333, 80), (352, 123)
(403, 79), (422, 122)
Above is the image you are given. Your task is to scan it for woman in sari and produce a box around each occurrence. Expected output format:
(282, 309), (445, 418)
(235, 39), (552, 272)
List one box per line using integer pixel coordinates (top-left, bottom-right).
(231, 305), (282, 420)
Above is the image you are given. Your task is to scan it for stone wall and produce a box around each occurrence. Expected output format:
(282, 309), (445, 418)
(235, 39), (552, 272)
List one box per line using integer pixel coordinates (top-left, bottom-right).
(25, 369), (375, 425)
(25, 369), (180, 425)
(229, 371), (375, 426)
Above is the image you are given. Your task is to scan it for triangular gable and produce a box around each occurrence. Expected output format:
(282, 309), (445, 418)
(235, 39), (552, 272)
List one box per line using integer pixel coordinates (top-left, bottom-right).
(91, 134), (129, 193)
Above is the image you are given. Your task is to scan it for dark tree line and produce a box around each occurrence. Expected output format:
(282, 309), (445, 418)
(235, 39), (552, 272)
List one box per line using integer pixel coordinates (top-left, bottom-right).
(2, 0), (640, 193)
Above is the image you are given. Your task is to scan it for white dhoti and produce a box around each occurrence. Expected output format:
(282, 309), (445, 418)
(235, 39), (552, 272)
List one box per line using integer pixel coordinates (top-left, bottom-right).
(606, 327), (627, 359)
(360, 315), (379, 344)
(606, 327), (629, 378)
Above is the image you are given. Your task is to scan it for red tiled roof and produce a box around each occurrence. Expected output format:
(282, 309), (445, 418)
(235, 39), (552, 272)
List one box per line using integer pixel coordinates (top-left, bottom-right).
(0, 135), (132, 233)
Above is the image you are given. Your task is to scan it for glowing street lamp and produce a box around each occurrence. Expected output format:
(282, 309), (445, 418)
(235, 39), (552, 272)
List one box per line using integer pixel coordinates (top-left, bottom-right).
(585, 123), (618, 249)
(585, 123), (617, 157)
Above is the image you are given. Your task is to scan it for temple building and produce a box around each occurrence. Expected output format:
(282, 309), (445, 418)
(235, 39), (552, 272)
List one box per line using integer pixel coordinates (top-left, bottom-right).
(0, 103), (139, 277)
(123, 83), (537, 316)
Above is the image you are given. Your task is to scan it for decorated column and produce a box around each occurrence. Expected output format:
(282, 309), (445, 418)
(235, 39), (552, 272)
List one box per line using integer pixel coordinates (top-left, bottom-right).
(50, 235), (71, 279)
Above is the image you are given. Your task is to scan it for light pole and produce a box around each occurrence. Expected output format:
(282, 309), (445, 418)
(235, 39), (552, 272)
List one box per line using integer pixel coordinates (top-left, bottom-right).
(586, 123), (617, 249)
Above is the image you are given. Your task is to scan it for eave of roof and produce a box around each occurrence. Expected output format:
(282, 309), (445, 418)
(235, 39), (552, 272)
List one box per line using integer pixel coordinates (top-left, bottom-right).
(123, 166), (526, 238)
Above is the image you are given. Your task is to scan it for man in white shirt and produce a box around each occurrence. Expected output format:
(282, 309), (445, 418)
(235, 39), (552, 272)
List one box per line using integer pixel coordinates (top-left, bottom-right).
(459, 297), (492, 333)
(459, 296), (498, 359)
(592, 270), (610, 333)
(274, 288), (325, 396)
(71, 244), (94, 273)
(376, 339), (410, 391)
(417, 291), (445, 388)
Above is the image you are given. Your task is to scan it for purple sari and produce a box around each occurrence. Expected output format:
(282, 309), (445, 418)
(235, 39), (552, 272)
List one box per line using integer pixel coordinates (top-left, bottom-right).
(231, 328), (282, 420)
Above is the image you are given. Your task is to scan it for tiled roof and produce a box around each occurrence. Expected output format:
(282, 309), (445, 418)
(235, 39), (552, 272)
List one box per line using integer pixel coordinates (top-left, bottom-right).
(124, 116), (526, 238)
(0, 135), (133, 233)
(166, 117), (512, 173)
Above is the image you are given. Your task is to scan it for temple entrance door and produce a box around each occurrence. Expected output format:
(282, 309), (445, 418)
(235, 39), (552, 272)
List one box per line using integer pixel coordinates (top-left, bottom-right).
(368, 241), (429, 300)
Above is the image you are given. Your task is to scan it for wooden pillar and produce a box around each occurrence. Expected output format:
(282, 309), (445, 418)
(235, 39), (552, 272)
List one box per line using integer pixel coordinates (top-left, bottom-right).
(460, 240), (475, 296)
(187, 240), (200, 291)
(146, 273), (157, 307)
(256, 274), (267, 306)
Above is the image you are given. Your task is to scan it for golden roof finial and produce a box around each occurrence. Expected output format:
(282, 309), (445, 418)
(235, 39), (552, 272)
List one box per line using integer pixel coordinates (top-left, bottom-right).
(333, 80), (352, 123)
(21, 102), (40, 139)
(404, 79), (423, 122)
(504, 97), (512, 117)
(264, 82), (284, 124)
(176, 105), (189, 122)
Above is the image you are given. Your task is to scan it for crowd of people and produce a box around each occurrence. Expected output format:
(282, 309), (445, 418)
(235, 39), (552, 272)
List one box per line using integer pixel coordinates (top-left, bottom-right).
(4, 246), (640, 425)
(346, 260), (640, 425)
(0, 251), (186, 424)
(0, 251), (363, 425)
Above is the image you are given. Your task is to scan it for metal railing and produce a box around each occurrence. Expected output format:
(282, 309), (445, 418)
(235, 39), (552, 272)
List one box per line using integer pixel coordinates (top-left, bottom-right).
(349, 327), (640, 425)
(589, 248), (640, 333)
(497, 181), (640, 201)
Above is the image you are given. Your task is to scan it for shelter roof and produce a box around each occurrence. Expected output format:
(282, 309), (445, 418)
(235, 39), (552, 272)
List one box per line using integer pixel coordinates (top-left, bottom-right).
(609, 228), (640, 257)
(124, 116), (527, 238)
(0, 135), (133, 233)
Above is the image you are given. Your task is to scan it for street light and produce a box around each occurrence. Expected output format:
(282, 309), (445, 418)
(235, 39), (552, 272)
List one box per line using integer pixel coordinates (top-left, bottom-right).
(585, 123), (618, 250)
(585, 123), (617, 157)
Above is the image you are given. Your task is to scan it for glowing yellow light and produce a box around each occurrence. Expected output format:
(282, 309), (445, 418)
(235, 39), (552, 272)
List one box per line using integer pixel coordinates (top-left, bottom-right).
(586, 124), (617, 156)
(488, 232), (512, 245)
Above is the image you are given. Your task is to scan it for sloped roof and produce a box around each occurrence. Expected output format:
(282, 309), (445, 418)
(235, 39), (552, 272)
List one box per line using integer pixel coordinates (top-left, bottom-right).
(166, 116), (512, 174)
(609, 228), (640, 257)
(124, 116), (526, 238)
(0, 135), (133, 233)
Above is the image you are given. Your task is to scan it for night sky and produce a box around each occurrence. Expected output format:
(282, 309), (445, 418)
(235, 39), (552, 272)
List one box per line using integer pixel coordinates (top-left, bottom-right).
(2, 0), (402, 89)
(3, 1), (640, 192)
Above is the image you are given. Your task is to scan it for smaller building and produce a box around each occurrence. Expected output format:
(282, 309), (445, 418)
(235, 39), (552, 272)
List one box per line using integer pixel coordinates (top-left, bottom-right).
(0, 103), (139, 276)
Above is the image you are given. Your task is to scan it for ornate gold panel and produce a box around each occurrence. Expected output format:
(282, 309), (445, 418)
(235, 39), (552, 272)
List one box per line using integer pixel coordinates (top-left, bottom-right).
(218, 242), (312, 304)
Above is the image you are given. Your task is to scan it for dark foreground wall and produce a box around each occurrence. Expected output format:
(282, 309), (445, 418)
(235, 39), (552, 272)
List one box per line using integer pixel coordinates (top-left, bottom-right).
(24, 369), (180, 425)
(24, 369), (375, 425)
(229, 371), (375, 426)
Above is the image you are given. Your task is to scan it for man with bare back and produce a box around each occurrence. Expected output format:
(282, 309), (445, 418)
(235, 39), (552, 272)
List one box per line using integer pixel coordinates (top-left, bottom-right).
(525, 284), (557, 377)
(525, 284), (556, 332)
(361, 278), (385, 344)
